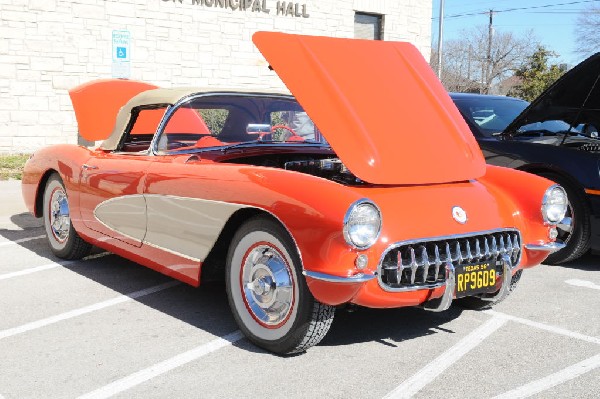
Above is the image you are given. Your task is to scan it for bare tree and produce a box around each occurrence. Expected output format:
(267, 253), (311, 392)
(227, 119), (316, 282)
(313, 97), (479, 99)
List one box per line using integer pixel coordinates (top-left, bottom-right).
(574, 5), (600, 58)
(431, 26), (537, 94)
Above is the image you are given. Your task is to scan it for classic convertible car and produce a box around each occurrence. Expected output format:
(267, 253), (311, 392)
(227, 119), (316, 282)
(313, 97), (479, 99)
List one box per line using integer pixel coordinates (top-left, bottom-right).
(22, 32), (567, 354)
(451, 54), (600, 264)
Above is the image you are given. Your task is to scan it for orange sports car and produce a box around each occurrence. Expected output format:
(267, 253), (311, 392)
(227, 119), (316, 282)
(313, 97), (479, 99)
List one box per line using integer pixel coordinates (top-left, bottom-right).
(22, 32), (567, 354)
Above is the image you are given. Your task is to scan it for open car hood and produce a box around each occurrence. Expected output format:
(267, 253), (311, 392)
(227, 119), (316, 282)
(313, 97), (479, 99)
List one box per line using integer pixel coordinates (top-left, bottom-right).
(253, 32), (485, 185)
(504, 53), (600, 135)
(69, 79), (159, 142)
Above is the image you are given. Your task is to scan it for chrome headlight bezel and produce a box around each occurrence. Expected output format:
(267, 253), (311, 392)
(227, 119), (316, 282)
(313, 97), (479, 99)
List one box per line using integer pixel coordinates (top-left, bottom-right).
(541, 184), (568, 224)
(343, 199), (382, 250)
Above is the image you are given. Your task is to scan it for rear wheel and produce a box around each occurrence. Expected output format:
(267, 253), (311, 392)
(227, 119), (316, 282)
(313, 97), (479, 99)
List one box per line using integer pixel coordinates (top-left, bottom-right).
(42, 173), (92, 260)
(538, 173), (590, 264)
(226, 216), (335, 354)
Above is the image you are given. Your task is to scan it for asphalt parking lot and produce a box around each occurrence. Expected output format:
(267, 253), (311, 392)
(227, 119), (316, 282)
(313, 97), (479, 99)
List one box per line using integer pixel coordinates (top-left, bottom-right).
(0, 179), (598, 399)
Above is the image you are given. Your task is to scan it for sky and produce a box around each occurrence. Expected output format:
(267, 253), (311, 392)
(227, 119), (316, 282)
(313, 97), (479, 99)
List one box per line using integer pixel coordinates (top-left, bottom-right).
(431, 0), (600, 67)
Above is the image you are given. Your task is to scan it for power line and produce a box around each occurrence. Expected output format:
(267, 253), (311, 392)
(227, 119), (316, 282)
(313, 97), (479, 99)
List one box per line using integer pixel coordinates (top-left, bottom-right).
(432, 0), (600, 19)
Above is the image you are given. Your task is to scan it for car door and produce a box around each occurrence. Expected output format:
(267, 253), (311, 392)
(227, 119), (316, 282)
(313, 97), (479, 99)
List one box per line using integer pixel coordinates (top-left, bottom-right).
(79, 153), (153, 248)
(78, 107), (165, 247)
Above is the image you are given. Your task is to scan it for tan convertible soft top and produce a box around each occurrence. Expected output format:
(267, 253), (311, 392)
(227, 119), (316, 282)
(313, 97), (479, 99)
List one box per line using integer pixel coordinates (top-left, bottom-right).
(100, 87), (198, 151)
(100, 86), (291, 151)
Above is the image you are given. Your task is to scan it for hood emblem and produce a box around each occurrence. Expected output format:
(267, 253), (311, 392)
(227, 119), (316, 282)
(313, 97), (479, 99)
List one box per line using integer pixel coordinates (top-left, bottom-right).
(452, 206), (468, 224)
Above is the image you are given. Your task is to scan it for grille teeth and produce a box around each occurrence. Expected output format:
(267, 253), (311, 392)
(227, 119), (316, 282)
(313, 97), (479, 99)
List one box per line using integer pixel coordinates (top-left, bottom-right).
(420, 246), (430, 283)
(379, 230), (521, 291)
(465, 240), (472, 262)
(474, 238), (482, 259)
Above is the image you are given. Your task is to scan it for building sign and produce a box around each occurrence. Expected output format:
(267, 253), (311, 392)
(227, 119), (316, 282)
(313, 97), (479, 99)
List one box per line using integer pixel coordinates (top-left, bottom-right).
(162, 0), (310, 18)
(112, 30), (131, 79)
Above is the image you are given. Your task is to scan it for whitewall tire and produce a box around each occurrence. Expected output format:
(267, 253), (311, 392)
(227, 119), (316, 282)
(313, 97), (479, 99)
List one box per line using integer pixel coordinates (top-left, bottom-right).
(226, 216), (335, 354)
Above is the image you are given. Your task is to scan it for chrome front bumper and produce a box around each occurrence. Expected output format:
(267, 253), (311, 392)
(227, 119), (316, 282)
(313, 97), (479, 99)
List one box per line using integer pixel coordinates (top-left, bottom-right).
(524, 241), (565, 253)
(302, 270), (377, 283)
(304, 239), (564, 312)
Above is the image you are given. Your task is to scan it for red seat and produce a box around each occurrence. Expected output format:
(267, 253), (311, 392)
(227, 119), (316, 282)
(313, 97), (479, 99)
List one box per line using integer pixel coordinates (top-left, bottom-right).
(195, 136), (224, 148)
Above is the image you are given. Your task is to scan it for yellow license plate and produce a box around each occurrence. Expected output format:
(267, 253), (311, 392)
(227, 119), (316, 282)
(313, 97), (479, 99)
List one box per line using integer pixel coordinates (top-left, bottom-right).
(455, 262), (497, 298)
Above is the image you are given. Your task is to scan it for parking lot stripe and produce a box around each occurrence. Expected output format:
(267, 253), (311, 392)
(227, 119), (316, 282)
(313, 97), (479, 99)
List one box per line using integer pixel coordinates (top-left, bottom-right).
(0, 252), (110, 281)
(0, 234), (45, 247)
(383, 316), (507, 399)
(492, 353), (600, 399)
(0, 281), (180, 340)
(0, 262), (69, 281)
(485, 310), (600, 345)
(565, 279), (600, 291)
(77, 330), (244, 399)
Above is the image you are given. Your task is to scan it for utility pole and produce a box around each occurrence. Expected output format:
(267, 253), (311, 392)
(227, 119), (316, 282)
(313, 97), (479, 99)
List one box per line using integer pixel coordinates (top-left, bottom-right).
(486, 9), (494, 93)
(436, 0), (445, 79)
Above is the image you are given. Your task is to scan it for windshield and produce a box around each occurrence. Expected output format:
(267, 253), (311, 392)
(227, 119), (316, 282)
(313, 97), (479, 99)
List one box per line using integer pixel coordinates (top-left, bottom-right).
(452, 96), (528, 137)
(155, 95), (327, 153)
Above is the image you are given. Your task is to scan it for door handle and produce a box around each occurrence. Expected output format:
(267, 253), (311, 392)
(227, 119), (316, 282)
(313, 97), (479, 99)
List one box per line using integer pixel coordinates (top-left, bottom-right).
(82, 164), (98, 170)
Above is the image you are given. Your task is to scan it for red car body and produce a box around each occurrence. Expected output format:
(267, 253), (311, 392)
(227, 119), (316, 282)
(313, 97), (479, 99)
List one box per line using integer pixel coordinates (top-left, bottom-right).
(22, 32), (564, 354)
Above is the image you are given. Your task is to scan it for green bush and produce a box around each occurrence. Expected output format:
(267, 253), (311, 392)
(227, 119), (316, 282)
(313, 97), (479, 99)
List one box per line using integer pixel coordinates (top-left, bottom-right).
(0, 154), (30, 180)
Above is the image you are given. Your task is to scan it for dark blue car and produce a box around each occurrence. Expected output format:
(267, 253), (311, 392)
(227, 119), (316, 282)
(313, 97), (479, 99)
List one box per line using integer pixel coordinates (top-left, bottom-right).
(451, 54), (600, 263)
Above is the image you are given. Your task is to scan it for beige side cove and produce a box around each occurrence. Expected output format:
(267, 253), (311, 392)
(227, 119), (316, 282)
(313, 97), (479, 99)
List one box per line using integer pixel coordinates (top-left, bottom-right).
(94, 195), (248, 261)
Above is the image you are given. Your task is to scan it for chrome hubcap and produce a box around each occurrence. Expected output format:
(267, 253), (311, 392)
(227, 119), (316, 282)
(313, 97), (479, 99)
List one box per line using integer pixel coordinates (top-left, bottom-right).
(50, 189), (70, 243)
(241, 245), (293, 327)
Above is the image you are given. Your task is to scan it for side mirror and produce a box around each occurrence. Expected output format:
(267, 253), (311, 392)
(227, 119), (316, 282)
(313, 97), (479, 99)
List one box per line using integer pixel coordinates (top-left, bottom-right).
(582, 123), (599, 138)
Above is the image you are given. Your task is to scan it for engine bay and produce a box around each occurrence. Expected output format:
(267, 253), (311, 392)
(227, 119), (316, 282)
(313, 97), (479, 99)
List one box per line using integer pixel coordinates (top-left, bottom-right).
(221, 150), (363, 185)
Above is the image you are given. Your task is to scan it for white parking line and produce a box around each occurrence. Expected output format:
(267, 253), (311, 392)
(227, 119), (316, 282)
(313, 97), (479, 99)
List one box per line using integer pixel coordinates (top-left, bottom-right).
(77, 330), (244, 399)
(485, 310), (600, 345)
(383, 316), (507, 399)
(492, 353), (600, 399)
(0, 281), (180, 340)
(0, 252), (110, 281)
(0, 234), (45, 247)
(565, 279), (600, 291)
(0, 262), (69, 281)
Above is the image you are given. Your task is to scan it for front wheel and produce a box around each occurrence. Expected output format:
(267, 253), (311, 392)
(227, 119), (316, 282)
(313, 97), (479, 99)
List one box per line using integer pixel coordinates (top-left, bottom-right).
(42, 173), (92, 259)
(226, 216), (335, 354)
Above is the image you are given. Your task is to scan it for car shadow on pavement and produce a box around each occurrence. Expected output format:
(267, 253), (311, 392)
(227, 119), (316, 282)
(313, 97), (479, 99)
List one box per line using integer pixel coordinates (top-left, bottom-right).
(0, 212), (44, 242)
(548, 252), (599, 271)
(322, 305), (463, 349)
(2, 212), (465, 354)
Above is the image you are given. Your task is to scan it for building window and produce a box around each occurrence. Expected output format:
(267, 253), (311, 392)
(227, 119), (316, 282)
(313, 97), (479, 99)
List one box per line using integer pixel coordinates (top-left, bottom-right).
(354, 12), (383, 40)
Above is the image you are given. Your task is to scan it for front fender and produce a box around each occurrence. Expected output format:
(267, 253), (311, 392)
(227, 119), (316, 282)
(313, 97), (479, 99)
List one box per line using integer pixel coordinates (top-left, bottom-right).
(479, 165), (556, 267)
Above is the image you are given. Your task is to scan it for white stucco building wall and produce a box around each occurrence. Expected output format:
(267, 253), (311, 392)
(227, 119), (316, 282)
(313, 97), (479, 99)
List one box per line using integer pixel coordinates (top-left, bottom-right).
(0, 0), (432, 153)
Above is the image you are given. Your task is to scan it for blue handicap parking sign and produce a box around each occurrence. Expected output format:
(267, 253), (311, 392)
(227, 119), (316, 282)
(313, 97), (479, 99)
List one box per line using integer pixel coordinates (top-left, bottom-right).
(117, 47), (127, 59)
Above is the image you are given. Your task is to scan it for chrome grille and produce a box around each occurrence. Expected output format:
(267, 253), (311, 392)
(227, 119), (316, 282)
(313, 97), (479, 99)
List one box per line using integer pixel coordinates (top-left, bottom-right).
(378, 229), (521, 292)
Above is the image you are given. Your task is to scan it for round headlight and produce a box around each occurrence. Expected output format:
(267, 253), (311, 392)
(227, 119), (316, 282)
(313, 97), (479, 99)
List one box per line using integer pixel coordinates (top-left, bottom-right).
(542, 185), (568, 224)
(343, 199), (382, 249)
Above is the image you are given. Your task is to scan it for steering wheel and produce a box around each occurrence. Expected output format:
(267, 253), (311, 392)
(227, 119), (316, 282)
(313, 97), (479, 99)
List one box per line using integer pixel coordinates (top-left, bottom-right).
(271, 125), (299, 141)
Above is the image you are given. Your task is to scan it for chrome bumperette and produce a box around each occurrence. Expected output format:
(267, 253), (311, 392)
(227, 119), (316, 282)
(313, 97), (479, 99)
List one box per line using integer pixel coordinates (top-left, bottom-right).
(524, 241), (565, 253)
(480, 254), (513, 302)
(302, 270), (377, 284)
(422, 262), (455, 312)
(377, 229), (522, 293)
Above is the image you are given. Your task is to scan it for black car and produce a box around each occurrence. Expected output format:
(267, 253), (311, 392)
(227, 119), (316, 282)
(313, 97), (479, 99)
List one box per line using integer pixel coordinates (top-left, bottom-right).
(451, 54), (600, 263)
